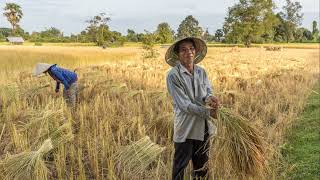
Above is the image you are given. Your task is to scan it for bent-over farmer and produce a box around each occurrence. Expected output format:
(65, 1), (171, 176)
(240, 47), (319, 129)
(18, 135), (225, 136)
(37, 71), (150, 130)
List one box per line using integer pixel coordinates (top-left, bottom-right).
(33, 63), (79, 108)
(165, 37), (219, 180)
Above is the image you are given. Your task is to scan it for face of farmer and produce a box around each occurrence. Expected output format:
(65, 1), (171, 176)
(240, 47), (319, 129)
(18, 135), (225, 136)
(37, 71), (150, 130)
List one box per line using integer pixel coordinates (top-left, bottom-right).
(177, 41), (196, 66)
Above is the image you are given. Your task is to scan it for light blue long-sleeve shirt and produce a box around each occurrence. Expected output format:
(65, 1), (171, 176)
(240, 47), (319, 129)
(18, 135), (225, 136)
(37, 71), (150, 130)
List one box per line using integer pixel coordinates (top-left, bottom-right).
(167, 63), (216, 142)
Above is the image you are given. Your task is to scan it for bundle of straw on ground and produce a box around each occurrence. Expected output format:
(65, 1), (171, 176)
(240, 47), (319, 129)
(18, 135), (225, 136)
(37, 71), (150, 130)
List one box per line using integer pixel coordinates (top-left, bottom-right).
(210, 107), (266, 179)
(115, 136), (165, 177)
(0, 121), (74, 180)
(0, 139), (53, 180)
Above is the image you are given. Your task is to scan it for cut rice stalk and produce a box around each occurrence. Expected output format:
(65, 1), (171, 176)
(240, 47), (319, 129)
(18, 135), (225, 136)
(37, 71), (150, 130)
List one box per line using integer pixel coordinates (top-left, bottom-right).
(211, 107), (266, 179)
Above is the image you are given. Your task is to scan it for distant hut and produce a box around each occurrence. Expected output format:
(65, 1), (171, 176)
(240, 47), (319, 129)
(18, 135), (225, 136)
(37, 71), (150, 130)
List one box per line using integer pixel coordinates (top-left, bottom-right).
(6, 36), (24, 45)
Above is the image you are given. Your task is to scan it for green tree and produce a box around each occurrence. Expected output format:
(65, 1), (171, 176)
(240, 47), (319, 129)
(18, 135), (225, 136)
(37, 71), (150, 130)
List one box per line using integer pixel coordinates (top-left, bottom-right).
(3, 3), (23, 35)
(302, 29), (313, 41)
(260, 11), (280, 42)
(107, 31), (125, 46)
(15, 25), (29, 40)
(294, 27), (312, 42)
(126, 29), (138, 42)
(274, 13), (286, 42)
(97, 24), (111, 45)
(155, 22), (174, 44)
(0, 27), (12, 38)
(279, 0), (303, 42)
(141, 31), (159, 59)
(29, 27), (63, 42)
(78, 31), (89, 42)
(0, 33), (4, 41)
(312, 20), (319, 41)
(136, 33), (145, 42)
(41, 27), (62, 38)
(294, 27), (304, 42)
(176, 15), (203, 39)
(86, 12), (111, 46)
(29, 32), (41, 42)
(215, 29), (224, 42)
(223, 0), (276, 47)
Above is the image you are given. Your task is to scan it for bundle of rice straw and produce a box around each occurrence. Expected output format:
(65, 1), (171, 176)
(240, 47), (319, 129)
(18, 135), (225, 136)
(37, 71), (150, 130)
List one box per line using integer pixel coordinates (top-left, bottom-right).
(31, 123), (74, 148)
(0, 122), (74, 180)
(115, 136), (165, 175)
(0, 139), (53, 180)
(46, 123), (74, 147)
(210, 107), (266, 179)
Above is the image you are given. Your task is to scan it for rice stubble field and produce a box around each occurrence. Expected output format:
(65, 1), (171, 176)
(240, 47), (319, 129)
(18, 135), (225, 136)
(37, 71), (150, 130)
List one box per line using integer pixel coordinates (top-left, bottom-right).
(0, 44), (319, 179)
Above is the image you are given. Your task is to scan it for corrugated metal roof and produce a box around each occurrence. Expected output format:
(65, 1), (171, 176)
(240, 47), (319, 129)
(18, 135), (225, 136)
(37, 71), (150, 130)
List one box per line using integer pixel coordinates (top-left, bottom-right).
(6, 36), (24, 43)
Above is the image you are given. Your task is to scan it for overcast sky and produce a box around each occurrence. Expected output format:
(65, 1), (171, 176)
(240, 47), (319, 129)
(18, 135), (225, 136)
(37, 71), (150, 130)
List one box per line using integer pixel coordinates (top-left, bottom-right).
(0, 0), (319, 35)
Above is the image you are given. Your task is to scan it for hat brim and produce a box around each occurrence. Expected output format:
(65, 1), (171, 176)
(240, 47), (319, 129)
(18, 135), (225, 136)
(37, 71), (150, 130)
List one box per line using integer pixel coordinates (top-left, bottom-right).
(33, 63), (56, 76)
(165, 37), (207, 67)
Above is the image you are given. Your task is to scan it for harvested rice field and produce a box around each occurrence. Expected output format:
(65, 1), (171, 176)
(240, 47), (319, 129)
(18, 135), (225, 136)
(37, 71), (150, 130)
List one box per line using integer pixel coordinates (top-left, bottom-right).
(0, 44), (319, 179)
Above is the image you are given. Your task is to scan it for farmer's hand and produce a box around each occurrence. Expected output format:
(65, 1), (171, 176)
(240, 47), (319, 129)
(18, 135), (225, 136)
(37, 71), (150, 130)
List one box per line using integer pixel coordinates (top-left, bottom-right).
(65, 90), (72, 97)
(210, 108), (218, 119)
(206, 96), (220, 110)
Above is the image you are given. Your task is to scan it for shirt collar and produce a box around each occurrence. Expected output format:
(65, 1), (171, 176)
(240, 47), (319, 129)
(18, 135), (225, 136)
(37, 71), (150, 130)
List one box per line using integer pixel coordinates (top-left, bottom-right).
(178, 62), (199, 76)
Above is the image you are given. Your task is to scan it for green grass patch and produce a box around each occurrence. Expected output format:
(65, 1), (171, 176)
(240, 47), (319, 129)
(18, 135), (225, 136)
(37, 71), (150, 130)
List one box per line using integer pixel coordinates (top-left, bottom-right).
(281, 84), (320, 179)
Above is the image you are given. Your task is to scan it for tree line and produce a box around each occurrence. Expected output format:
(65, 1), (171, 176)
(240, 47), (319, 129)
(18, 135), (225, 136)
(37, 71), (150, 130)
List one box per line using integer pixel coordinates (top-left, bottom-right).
(1, 0), (319, 47)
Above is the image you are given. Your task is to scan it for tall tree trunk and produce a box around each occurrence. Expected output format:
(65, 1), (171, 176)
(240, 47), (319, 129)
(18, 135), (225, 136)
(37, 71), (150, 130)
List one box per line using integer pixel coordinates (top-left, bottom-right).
(244, 35), (251, 48)
(12, 24), (15, 36)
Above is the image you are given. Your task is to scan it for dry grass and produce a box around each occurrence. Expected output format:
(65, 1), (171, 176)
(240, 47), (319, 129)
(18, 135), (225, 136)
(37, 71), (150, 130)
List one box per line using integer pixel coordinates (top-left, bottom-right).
(0, 139), (53, 180)
(211, 107), (265, 179)
(0, 45), (319, 179)
(115, 136), (165, 178)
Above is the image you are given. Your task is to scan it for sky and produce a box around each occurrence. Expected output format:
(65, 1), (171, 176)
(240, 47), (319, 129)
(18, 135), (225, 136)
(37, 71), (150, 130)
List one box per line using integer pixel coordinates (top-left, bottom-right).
(0, 0), (319, 35)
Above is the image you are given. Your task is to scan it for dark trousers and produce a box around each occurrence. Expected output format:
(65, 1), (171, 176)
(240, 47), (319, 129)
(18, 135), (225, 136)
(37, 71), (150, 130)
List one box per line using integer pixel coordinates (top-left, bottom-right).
(172, 123), (210, 180)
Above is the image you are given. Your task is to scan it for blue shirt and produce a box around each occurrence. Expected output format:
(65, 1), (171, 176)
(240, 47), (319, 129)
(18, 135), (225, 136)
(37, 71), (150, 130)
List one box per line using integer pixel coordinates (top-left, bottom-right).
(166, 63), (216, 142)
(49, 65), (77, 90)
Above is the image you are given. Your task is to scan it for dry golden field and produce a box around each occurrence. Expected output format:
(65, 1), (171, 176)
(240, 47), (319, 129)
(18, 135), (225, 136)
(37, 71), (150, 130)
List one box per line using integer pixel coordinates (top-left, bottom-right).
(0, 45), (319, 179)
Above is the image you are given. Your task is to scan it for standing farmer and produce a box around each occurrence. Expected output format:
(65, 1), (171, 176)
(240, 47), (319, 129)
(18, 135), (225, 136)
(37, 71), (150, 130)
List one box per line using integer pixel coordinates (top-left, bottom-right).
(166, 37), (219, 180)
(33, 63), (78, 108)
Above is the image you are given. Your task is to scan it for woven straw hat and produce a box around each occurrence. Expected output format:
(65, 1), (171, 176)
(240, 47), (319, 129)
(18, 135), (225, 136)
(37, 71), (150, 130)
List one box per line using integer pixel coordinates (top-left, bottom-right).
(33, 63), (55, 76)
(165, 37), (207, 67)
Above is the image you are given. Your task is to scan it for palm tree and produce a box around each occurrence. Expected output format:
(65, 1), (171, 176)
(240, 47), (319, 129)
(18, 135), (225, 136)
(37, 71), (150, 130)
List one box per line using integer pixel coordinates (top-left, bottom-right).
(3, 3), (23, 35)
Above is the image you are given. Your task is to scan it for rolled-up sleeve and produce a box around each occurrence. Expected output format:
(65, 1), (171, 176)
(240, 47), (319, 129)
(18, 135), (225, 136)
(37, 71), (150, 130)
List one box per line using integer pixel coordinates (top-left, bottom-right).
(167, 74), (210, 119)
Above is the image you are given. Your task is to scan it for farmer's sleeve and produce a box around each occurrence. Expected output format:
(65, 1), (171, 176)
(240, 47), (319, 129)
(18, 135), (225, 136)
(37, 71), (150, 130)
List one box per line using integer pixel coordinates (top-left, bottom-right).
(203, 69), (214, 102)
(167, 73), (210, 119)
(51, 67), (70, 90)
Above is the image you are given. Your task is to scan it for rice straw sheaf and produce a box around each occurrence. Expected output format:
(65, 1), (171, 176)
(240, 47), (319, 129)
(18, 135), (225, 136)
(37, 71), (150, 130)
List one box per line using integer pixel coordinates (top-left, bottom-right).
(211, 107), (266, 179)
(115, 136), (165, 176)
(0, 139), (53, 180)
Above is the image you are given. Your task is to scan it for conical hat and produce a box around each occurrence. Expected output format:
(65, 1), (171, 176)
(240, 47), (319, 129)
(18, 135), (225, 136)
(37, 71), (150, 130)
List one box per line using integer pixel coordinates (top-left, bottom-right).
(33, 63), (55, 76)
(165, 37), (207, 67)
